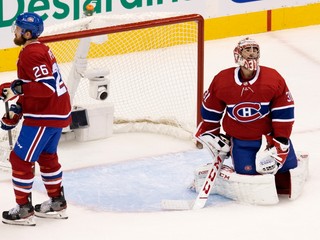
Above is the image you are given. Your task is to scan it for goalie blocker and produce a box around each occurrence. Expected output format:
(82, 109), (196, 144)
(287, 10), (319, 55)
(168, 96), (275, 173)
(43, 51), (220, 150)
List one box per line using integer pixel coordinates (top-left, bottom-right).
(189, 151), (309, 205)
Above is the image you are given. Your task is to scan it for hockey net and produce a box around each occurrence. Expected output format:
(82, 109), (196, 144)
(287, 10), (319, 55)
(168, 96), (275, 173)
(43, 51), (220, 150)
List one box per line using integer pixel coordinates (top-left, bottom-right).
(0, 13), (204, 166)
(41, 12), (204, 138)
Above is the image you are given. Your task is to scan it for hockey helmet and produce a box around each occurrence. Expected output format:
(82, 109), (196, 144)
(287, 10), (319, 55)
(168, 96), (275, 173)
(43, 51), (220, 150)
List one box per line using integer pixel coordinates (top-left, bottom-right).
(233, 37), (260, 71)
(14, 12), (44, 38)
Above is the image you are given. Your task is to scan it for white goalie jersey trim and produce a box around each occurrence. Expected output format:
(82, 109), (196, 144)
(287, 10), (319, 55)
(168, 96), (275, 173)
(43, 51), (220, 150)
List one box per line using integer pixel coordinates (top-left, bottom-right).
(190, 151), (309, 205)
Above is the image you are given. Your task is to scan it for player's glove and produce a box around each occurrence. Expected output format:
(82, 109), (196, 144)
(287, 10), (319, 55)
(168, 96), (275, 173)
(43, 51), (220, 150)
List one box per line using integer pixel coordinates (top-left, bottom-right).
(256, 135), (290, 175)
(0, 80), (24, 102)
(197, 133), (231, 157)
(1, 104), (22, 130)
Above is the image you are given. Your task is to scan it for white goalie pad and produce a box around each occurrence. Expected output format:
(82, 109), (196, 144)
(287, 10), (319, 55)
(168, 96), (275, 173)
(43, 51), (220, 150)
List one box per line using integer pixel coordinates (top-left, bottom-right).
(289, 151), (309, 200)
(190, 161), (278, 205)
(190, 152), (309, 205)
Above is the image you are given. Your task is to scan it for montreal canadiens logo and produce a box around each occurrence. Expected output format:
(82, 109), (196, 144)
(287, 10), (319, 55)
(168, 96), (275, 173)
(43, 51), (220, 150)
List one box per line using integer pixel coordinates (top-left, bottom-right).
(27, 17), (35, 23)
(232, 102), (262, 122)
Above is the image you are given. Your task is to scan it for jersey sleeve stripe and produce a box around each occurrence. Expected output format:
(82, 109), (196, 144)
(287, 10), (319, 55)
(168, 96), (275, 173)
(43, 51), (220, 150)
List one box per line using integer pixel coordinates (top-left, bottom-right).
(201, 105), (224, 123)
(271, 105), (294, 121)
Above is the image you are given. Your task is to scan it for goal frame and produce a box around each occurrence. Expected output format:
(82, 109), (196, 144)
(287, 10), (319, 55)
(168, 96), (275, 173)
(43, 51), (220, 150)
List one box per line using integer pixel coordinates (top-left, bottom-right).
(39, 13), (204, 132)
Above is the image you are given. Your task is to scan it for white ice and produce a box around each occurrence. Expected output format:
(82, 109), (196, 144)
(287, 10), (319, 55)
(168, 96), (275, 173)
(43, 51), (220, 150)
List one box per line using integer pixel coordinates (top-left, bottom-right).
(0, 24), (319, 239)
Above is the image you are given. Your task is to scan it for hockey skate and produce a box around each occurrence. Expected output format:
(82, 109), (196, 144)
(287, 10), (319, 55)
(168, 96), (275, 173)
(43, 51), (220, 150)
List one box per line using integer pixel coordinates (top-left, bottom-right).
(34, 188), (68, 219)
(2, 202), (36, 226)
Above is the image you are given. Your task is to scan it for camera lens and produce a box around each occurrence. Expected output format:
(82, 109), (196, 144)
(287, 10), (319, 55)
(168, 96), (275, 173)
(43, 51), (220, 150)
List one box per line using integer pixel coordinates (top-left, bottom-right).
(97, 86), (108, 100)
(99, 91), (108, 100)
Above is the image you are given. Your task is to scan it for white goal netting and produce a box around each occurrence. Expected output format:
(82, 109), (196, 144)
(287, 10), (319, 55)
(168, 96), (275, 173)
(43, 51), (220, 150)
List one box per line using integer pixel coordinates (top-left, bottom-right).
(41, 12), (204, 139)
(0, 12), (204, 165)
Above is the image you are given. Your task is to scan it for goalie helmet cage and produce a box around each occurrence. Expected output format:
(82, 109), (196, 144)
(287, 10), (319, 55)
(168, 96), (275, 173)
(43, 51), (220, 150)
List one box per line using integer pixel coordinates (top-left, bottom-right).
(40, 13), (204, 139)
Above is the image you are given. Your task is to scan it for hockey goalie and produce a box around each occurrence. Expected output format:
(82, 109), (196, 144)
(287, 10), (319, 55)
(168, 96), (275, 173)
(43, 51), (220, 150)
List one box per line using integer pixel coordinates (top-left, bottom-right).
(190, 37), (309, 205)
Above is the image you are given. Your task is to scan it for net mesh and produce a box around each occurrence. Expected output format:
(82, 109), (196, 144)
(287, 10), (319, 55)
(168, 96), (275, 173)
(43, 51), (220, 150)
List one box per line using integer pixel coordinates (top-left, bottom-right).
(0, 13), (204, 165)
(42, 13), (203, 139)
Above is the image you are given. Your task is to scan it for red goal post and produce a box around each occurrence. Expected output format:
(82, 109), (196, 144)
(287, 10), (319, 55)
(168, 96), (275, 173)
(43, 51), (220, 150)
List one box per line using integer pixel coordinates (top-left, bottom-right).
(40, 13), (204, 139)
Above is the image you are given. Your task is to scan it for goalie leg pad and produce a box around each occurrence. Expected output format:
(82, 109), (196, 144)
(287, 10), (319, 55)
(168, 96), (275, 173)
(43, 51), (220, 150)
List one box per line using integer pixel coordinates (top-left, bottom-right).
(288, 151), (309, 200)
(190, 151), (309, 204)
(190, 161), (279, 205)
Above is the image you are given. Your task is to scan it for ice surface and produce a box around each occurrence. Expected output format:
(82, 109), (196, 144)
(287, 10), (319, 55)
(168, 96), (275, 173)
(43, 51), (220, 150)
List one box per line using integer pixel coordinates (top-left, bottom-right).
(0, 24), (319, 239)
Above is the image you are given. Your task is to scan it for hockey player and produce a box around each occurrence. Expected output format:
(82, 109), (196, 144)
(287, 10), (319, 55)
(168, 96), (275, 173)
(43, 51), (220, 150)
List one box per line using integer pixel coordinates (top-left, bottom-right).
(195, 37), (297, 197)
(0, 12), (71, 226)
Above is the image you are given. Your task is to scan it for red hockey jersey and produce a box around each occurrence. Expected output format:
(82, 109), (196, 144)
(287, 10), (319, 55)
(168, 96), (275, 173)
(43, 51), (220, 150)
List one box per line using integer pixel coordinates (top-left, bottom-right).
(16, 41), (71, 128)
(198, 66), (294, 140)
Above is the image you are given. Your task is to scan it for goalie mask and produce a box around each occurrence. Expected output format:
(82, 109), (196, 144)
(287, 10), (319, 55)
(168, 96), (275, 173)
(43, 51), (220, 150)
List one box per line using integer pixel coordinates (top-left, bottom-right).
(234, 37), (260, 71)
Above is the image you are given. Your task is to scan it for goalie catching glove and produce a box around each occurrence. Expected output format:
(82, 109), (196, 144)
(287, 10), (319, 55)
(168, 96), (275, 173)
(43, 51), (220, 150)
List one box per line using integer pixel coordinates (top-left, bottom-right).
(256, 135), (290, 175)
(197, 133), (231, 157)
(1, 104), (22, 130)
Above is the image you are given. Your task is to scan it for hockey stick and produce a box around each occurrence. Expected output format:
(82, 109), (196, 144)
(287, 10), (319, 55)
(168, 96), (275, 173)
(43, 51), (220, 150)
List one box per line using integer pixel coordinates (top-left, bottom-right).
(0, 101), (13, 170)
(5, 101), (13, 150)
(161, 148), (226, 210)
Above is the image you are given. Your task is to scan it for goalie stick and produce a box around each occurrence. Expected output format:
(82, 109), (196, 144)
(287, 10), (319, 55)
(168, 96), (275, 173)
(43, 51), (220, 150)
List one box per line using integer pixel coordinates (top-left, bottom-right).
(161, 144), (226, 210)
